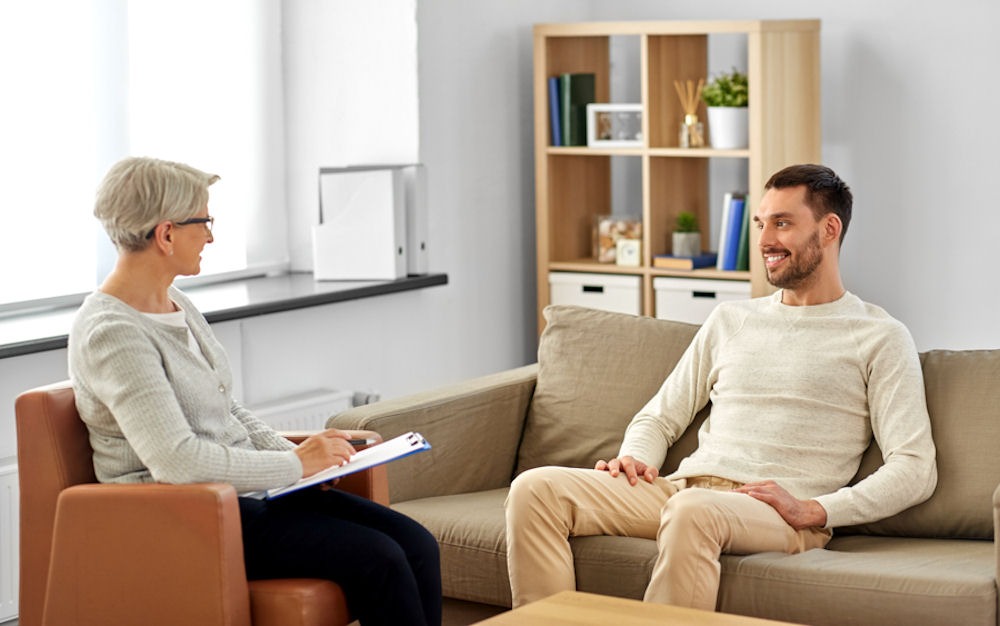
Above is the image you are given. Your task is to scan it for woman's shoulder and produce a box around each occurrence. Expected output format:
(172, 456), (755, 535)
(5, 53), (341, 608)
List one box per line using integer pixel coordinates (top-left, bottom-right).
(70, 291), (157, 348)
(73, 291), (137, 327)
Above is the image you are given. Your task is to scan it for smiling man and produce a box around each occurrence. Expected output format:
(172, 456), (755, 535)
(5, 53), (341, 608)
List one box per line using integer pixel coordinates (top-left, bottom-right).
(505, 164), (937, 612)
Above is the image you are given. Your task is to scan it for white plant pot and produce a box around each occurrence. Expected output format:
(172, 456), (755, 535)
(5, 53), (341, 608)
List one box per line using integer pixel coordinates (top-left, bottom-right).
(672, 232), (701, 258)
(707, 107), (748, 149)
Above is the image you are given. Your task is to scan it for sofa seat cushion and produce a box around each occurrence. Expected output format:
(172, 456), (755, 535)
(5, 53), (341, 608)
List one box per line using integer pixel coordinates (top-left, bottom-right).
(571, 535), (995, 626)
(399, 485), (995, 626)
(720, 535), (996, 626)
(393, 488), (512, 607)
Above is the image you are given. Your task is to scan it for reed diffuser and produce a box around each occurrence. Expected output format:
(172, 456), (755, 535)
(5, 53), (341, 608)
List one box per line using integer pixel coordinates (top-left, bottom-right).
(674, 79), (705, 148)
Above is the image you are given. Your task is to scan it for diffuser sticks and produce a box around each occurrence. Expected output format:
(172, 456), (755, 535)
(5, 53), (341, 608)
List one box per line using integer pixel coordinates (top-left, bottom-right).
(674, 79), (705, 148)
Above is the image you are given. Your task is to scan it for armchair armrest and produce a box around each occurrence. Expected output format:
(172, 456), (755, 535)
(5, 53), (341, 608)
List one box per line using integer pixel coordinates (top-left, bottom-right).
(279, 429), (381, 446)
(327, 364), (538, 503)
(43, 482), (252, 626)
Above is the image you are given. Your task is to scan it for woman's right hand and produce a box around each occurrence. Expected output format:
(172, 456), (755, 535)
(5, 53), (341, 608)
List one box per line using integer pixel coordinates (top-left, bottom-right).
(294, 429), (356, 477)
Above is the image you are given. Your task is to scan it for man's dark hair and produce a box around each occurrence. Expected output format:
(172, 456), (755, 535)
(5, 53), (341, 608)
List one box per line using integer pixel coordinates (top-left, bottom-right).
(764, 164), (852, 244)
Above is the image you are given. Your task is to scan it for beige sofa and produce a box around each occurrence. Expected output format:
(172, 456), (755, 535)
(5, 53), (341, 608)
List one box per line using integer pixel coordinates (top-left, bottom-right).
(329, 305), (1000, 625)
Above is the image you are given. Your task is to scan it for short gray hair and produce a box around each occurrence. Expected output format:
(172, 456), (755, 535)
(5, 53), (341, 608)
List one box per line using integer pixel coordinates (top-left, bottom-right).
(94, 156), (220, 251)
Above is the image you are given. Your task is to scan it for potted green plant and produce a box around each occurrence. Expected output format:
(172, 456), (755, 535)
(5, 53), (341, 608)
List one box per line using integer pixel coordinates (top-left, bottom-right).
(701, 69), (749, 149)
(672, 211), (701, 258)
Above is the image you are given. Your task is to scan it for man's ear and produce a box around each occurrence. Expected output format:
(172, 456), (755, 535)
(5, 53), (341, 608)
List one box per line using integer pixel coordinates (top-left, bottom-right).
(823, 213), (842, 246)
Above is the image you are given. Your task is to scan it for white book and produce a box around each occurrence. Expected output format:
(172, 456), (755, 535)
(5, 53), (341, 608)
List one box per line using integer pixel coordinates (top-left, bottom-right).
(266, 431), (431, 499)
(716, 192), (733, 270)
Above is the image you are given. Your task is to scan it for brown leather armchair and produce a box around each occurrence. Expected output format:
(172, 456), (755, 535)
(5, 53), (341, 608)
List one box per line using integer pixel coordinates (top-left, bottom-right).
(15, 381), (389, 626)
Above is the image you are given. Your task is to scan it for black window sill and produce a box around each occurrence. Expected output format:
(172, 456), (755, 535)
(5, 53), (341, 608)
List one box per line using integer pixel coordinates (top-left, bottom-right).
(0, 271), (448, 359)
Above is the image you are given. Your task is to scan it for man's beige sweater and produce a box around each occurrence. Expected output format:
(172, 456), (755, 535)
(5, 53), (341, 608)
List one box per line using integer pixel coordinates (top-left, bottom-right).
(619, 291), (937, 529)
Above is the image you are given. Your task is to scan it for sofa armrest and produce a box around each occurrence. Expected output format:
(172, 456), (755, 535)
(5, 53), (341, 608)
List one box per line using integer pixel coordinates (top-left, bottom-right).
(43, 482), (252, 626)
(327, 364), (538, 503)
(993, 483), (1000, 582)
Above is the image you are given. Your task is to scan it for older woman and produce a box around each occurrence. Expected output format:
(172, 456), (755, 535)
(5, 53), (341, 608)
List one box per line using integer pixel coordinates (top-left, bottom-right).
(68, 156), (441, 626)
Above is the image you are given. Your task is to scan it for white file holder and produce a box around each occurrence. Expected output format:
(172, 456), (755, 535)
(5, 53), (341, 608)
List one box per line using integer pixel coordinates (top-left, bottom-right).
(313, 166), (407, 280)
(402, 164), (429, 275)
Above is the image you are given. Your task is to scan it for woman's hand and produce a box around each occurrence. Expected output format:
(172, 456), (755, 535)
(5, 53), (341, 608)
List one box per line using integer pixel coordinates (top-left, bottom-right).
(294, 429), (357, 478)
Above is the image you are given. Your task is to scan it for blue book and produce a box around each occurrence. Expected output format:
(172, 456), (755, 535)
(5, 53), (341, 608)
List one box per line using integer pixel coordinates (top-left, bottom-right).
(548, 76), (562, 146)
(720, 197), (745, 271)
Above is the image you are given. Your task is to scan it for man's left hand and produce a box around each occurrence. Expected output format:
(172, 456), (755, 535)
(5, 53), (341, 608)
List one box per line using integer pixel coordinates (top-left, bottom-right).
(734, 480), (828, 530)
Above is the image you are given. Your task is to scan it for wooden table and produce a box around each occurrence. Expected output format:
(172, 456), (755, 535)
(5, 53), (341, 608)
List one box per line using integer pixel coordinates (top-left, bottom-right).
(472, 591), (802, 625)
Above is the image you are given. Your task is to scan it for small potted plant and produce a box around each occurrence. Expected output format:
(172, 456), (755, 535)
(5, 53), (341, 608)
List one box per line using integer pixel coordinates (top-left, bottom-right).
(672, 211), (702, 258)
(701, 68), (748, 149)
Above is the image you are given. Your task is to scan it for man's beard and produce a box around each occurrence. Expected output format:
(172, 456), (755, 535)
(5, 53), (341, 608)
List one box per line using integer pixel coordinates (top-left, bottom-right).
(765, 231), (823, 290)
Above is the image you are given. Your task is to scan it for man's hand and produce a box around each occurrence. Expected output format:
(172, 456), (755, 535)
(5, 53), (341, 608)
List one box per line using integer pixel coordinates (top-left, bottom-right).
(595, 455), (658, 486)
(293, 429), (356, 478)
(733, 480), (828, 529)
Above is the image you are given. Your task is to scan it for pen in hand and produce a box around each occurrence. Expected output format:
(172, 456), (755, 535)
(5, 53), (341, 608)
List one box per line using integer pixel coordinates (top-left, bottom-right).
(347, 438), (377, 446)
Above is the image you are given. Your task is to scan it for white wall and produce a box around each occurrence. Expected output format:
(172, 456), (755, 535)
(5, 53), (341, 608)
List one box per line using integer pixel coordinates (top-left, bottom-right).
(6, 0), (1000, 455)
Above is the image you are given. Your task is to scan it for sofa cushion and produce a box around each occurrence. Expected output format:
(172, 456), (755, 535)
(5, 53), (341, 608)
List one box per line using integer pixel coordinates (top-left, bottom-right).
(718, 535), (996, 626)
(392, 488), (512, 607)
(572, 534), (995, 626)
(516, 305), (700, 474)
(842, 349), (1000, 539)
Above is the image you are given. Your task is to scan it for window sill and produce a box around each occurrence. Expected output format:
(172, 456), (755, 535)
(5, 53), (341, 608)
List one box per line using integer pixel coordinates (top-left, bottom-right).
(0, 271), (448, 359)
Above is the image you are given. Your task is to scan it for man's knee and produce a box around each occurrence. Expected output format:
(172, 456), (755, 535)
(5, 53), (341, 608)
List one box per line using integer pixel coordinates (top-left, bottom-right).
(507, 466), (571, 510)
(661, 487), (732, 534)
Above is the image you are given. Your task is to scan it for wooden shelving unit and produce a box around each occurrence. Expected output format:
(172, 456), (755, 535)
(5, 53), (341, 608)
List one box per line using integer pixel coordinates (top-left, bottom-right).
(533, 20), (821, 330)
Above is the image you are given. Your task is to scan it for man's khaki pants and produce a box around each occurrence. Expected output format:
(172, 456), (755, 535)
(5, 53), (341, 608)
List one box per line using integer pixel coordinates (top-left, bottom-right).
(505, 466), (832, 610)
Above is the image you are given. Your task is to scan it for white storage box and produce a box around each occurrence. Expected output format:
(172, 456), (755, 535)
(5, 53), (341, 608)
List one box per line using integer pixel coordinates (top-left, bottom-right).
(549, 272), (640, 316)
(654, 277), (750, 324)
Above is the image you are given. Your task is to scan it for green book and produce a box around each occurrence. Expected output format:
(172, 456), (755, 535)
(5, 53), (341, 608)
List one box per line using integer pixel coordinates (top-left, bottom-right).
(560, 73), (595, 146)
(735, 198), (751, 271)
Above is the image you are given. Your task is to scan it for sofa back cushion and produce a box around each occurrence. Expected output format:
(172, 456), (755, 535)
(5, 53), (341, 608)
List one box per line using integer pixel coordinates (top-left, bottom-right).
(842, 349), (1000, 539)
(515, 305), (699, 474)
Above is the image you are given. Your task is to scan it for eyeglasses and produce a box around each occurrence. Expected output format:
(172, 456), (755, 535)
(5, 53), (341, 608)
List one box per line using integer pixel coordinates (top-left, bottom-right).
(145, 216), (215, 239)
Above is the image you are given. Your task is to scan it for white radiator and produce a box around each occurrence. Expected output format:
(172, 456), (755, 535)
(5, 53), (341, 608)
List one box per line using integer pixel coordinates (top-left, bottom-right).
(0, 464), (18, 623)
(249, 389), (355, 431)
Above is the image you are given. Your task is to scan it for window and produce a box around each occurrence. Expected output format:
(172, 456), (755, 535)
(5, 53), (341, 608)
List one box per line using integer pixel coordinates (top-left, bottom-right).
(0, 0), (287, 309)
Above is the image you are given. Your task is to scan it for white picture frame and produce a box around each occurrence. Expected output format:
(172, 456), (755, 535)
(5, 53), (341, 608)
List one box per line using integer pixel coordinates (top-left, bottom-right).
(586, 103), (643, 148)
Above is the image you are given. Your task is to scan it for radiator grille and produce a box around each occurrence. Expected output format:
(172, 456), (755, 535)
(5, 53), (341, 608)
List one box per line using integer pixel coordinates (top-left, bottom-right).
(0, 464), (18, 623)
(249, 389), (355, 431)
